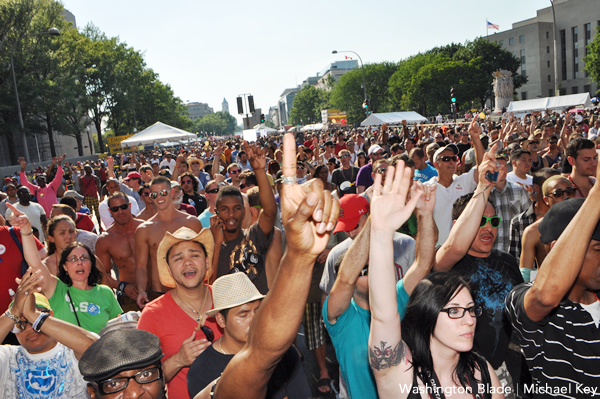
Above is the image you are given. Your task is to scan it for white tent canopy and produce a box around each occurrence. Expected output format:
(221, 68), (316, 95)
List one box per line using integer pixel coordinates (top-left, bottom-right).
(301, 123), (325, 131)
(507, 93), (592, 113)
(120, 121), (197, 148)
(360, 112), (428, 126)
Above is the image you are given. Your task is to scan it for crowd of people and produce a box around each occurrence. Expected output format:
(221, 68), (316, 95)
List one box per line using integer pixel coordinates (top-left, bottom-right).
(0, 106), (599, 398)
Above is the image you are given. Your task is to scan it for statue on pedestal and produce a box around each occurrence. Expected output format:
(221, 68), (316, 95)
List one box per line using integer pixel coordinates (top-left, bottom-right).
(492, 70), (514, 113)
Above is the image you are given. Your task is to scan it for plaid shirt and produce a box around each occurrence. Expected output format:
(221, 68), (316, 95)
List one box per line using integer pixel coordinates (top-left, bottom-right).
(508, 202), (537, 261)
(489, 182), (532, 253)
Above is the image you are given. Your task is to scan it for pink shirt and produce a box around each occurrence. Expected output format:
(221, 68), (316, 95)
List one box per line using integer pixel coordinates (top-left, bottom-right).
(19, 166), (63, 215)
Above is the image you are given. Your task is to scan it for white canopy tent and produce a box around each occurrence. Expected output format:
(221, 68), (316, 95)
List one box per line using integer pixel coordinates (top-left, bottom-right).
(253, 124), (278, 137)
(360, 112), (428, 126)
(507, 93), (592, 113)
(120, 121), (197, 148)
(159, 141), (180, 148)
(301, 123), (325, 131)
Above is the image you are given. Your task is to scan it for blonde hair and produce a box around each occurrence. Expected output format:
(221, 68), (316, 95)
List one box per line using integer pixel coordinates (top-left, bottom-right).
(542, 175), (570, 197)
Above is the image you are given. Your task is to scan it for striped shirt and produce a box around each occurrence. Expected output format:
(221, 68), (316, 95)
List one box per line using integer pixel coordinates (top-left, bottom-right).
(505, 283), (600, 397)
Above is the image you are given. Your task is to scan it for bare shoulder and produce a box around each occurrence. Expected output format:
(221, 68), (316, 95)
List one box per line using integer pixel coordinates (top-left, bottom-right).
(523, 219), (542, 238)
(182, 214), (203, 230)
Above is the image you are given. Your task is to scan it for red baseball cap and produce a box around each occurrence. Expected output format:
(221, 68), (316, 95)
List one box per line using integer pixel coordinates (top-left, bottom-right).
(124, 172), (142, 181)
(333, 194), (370, 234)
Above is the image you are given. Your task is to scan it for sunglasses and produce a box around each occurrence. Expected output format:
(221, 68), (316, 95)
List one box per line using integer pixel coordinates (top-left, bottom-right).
(480, 216), (502, 228)
(549, 140), (558, 144)
(66, 255), (92, 263)
(109, 203), (129, 212)
(374, 151), (384, 156)
(529, 141), (540, 145)
(549, 187), (577, 197)
(239, 183), (249, 190)
(340, 154), (351, 158)
(191, 162), (201, 166)
(142, 191), (151, 197)
(296, 166), (305, 170)
(230, 169), (241, 175)
(441, 306), (483, 319)
(439, 155), (459, 162)
(181, 180), (193, 185)
(206, 188), (219, 194)
(149, 189), (169, 199)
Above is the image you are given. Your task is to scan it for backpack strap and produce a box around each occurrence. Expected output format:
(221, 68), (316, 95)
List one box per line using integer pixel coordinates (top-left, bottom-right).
(9, 227), (30, 276)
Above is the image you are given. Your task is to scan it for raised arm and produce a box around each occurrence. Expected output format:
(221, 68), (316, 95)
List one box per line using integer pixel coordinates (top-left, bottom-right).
(468, 118), (485, 170)
(135, 224), (151, 309)
(434, 144), (498, 271)
(326, 218), (371, 323)
(244, 141), (277, 235)
(48, 154), (65, 192)
(212, 144), (223, 178)
(524, 158), (600, 321)
(213, 133), (339, 399)
(106, 156), (116, 178)
(6, 203), (56, 298)
(18, 157), (36, 193)
(368, 162), (422, 396)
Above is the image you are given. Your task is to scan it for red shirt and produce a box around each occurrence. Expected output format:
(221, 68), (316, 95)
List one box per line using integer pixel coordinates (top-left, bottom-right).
(0, 226), (44, 313)
(334, 143), (347, 157)
(138, 289), (223, 399)
(76, 213), (96, 232)
(179, 203), (198, 217)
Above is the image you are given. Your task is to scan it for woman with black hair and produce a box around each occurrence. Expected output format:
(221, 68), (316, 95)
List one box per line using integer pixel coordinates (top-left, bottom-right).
(366, 163), (504, 399)
(7, 203), (122, 334)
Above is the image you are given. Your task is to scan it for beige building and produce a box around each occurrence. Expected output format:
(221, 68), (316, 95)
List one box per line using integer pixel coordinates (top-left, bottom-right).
(186, 102), (214, 120)
(488, 0), (599, 100)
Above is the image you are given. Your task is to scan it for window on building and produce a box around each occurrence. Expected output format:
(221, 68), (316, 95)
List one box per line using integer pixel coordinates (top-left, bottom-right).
(520, 49), (526, 77)
(548, 75), (552, 82)
(560, 29), (567, 81)
(549, 89), (554, 97)
(519, 35), (525, 43)
(521, 92), (527, 100)
(509, 37), (514, 45)
(499, 40), (504, 47)
(547, 60), (551, 68)
(572, 87), (579, 94)
(546, 31), (550, 39)
(547, 46), (550, 54)
(560, 88), (567, 95)
(573, 26), (579, 79)
(584, 85), (591, 95)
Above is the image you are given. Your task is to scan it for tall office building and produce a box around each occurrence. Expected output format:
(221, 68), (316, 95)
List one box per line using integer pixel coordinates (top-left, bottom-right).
(488, 0), (599, 100)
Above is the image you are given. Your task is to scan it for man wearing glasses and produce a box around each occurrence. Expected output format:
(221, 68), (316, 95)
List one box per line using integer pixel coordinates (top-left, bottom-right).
(80, 329), (165, 399)
(179, 172), (208, 216)
(225, 164), (243, 189)
(96, 192), (144, 311)
(332, 149), (359, 196)
(135, 176), (203, 309)
(98, 178), (139, 230)
(138, 226), (222, 399)
(434, 150), (524, 398)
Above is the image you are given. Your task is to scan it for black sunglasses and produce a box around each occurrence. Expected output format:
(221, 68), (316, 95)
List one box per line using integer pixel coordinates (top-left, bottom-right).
(439, 155), (458, 162)
(549, 187), (577, 197)
(206, 188), (219, 194)
(239, 183), (248, 190)
(109, 203), (129, 212)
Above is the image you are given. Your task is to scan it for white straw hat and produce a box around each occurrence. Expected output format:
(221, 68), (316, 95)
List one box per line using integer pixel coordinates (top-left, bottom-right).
(206, 273), (265, 317)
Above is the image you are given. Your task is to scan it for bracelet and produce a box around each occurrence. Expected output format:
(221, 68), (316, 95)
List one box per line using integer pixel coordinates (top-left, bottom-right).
(117, 281), (129, 295)
(5, 309), (21, 324)
(32, 312), (50, 333)
(20, 230), (33, 236)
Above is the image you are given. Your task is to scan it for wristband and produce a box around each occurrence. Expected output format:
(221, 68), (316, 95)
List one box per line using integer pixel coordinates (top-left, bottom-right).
(5, 309), (21, 324)
(117, 281), (129, 295)
(32, 312), (50, 332)
(20, 230), (33, 236)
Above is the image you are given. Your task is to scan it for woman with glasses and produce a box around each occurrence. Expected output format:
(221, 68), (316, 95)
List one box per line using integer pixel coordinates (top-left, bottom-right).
(7, 203), (122, 334)
(367, 164), (503, 399)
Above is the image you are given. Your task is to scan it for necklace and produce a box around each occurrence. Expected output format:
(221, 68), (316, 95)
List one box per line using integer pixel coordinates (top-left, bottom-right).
(175, 286), (208, 332)
(217, 338), (227, 355)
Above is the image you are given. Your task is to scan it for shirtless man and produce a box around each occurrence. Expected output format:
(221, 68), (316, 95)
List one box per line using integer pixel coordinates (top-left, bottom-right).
(136, 176), (203, 308)
(96, 192), (144, 311)
(519, 175), (577, 281)
(136, 183), (157, 221)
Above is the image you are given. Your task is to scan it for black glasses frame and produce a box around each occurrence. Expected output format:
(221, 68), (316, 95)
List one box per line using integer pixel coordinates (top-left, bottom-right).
(98, 366), (163, 395)
(440, 306), (482, 319)
(109, 203), (129, 212)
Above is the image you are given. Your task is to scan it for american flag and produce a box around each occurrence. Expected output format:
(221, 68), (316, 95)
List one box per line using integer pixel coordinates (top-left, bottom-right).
(487, 21), (499, 30)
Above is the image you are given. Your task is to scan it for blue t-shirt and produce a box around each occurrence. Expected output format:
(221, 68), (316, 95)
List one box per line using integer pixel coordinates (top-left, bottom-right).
(323, 279), (409, 399)
(414, 164), (438, 183)
(198, 209), (214, 228)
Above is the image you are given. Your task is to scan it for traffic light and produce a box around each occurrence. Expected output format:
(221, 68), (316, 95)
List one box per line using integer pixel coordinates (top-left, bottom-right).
(362, 100), (368, 109)
(450, 88), (456, 103)
(260, 114), (265, 123)
(248, 96), (255, 113)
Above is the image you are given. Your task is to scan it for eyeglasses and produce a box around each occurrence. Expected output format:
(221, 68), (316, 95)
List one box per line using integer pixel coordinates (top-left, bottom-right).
(230, 169), (241, 175)
(549, 187), (577, 198)
(97, 367), (162, 395)
(480, 216), (502, 228)
(109, 204), (129, 212)
(149, 189), (169, 199)
(191, 162), (201, 166)
(439, 155), (459, 162)
(340, 154), (351, 158)
(376, 168), (387, 174)
(548, 140), (558, 144)
(529, 141), (540, 145)
(206, 188), (219, 194)
(142, 191), (151, 197)
(66, 255), (91, 263)
(374, 151), (384, 156)
(296, 166), (305, 170)
(181, 180), (193, 185)
(440, 306), (482, 319)
(201, 325), (215, 342)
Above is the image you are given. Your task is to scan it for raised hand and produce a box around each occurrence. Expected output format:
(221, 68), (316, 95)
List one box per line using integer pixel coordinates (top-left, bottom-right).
(477, 143), (500, 187)
(58, 154), (66, 163)
(413, 182), (437, 215)
(6, 203), (32, 232)
(468, 116), (482, 137)
(11, 268), (43, 319)
(244, 140), (266, 170)
(106, 156), (115, 169)
(209, 215), (224, 246)
(280, 133), (339, 257)
(18, 157), (27, 172)
(371, 161), (423, 233)
(51, 156), (57, 165)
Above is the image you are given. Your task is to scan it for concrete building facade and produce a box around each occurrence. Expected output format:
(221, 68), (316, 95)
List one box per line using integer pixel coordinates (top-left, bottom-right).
(488, 0), (599, 100)
(185, 102), (213, 120)
(222, 98), (229, 114)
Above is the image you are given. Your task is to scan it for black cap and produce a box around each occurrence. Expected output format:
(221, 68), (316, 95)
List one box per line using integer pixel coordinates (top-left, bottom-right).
(79, 329), (163, 382)
(539, 198), (600, 243)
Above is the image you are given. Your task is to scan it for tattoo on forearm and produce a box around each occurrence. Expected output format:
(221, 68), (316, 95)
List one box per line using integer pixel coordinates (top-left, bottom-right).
(369, 340), (405, 371)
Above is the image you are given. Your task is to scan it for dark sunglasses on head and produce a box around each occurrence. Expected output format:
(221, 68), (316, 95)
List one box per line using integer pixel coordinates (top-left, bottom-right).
(480, 215), (502, 228)
(109, 203), (129, 212)
(149, 189), (169, 199)
(439, 155), (459, 162)
(549, 187), (577, 197)
(206, 188), (219, 194)
(201, 325), (215, 342)
(240, 183), (249, 190)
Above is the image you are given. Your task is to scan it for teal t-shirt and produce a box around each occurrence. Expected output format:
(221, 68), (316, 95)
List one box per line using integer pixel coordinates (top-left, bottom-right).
(49, 279), (122, 334)
(323, 279), (409, 399)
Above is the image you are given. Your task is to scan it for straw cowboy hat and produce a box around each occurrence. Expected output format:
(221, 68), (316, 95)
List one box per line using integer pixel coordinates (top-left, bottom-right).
(206, 273), (265, 317)
(156, 227), (214, 288)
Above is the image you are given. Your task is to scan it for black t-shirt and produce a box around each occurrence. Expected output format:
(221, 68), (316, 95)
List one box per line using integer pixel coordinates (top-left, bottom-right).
(456, 143), (471, 160)
(187, 344), (311, 399)
(217, 223), (274, 294)
(450, 249), (523, 369)
(183, 192), (207, 215)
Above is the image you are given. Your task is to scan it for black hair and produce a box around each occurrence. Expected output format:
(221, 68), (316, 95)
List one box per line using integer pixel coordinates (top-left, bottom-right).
(401, 272), (482, 389)
(510, 148), (531, 163)
(452, 193), (495, 221)
(107, 191), (129, 208)
(59, 196), (78, 210)
(138, 183), (151, 195)
(410, 148), (425, 159)
(58, 242), (102, 287)
(47, 215), (76, 255)
(532, 168), (559, 189)
(566, 137), (595, 159)
(388, 154), (415, 169)
(179, 172), (199, 192)
(151, 176), (171, 189)
(215, 185), (243, 208)
(239, 171), (258, 187)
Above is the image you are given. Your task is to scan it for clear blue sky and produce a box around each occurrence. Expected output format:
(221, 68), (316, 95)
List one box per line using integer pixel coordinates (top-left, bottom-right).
(61, 0), (552, 123)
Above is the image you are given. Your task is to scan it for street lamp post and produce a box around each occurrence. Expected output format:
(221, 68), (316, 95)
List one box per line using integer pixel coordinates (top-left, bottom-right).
(550, 0), (559, 97)
(9, 28), (60, 163)
(332, 50), (368, 117)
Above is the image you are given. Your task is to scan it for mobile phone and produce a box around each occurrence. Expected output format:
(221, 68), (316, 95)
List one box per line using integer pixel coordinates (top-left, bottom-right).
(485, 171), (499, 182)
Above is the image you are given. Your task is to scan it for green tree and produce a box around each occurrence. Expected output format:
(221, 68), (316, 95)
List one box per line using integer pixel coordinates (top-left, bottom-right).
(193, 112), (236, 136)
(584, 26), (600, 91)
(289, 85), (329, 125)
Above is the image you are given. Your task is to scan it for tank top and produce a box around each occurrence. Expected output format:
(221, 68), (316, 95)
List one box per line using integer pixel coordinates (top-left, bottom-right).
(81, 175), (98, 197)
